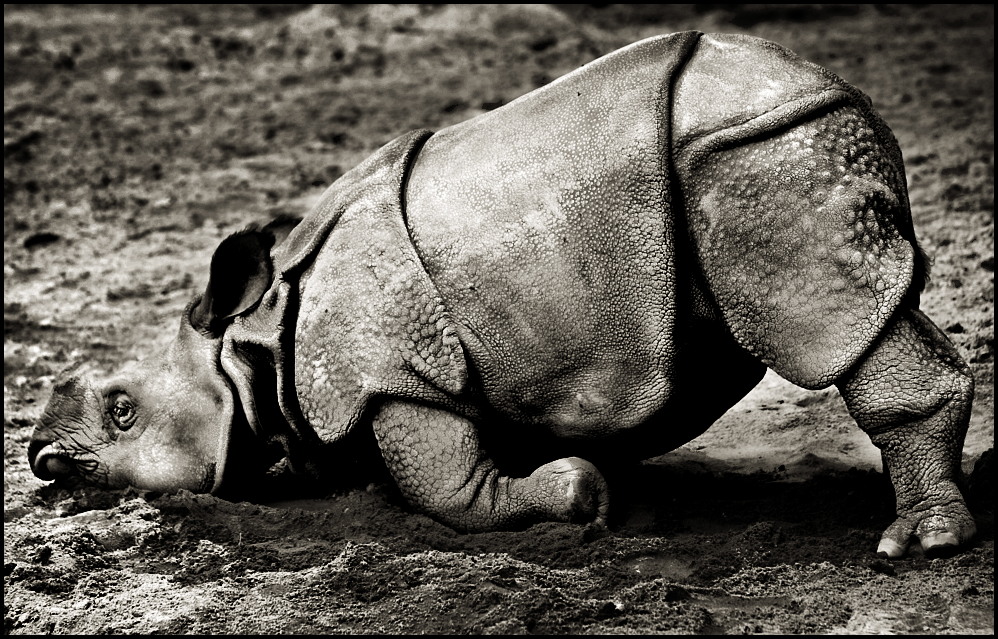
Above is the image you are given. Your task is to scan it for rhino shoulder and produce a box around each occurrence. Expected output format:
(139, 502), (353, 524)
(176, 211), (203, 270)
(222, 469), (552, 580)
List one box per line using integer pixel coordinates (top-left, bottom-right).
(290, 132), (469, 444)
(222, 130), (468, 451)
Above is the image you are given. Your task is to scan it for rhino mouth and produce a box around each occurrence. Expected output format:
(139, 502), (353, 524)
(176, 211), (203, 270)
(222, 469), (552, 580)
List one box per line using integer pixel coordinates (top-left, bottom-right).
(27, 440), (98, 482)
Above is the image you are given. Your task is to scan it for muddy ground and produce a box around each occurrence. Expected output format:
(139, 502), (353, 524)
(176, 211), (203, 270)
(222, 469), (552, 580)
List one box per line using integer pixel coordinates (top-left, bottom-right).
(3, 4), (994, 635)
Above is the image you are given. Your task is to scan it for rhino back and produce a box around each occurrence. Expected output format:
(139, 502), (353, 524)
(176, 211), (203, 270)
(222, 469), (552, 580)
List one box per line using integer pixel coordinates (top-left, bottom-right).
(673, 33), (920, 388)
(403, 33), (702, 438)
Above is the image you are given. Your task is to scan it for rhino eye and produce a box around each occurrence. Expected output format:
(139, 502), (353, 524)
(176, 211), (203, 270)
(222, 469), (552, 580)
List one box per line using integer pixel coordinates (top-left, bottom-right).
(109, 394), (136, 431)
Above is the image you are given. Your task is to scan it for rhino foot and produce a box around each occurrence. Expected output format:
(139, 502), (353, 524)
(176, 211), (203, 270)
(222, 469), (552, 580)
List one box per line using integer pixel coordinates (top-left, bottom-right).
(877, 489), (977, 558)
(372, 400), (610, 531)
(838, 308), (976, 558)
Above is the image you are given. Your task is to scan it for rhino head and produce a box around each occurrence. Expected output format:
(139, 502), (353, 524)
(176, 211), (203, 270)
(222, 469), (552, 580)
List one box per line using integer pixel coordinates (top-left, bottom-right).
(27, 224), (289, 494)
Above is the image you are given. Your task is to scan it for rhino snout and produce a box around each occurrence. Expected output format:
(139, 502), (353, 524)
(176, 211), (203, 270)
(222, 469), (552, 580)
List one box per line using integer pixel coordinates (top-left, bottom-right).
(28, 435), (99, 481)
(29, 375), (100, 482)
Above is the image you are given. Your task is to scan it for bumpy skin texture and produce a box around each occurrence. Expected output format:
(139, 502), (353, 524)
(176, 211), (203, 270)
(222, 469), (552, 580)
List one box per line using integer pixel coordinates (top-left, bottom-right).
(673, 34), (918, 389)
(27, 32), (975, 552)
(668, 35), (974, 554)
(223, 32), (973, 544)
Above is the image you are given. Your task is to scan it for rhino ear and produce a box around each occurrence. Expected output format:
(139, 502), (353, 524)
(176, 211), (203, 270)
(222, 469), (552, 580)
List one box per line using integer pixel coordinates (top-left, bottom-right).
(191, 227), (276, 335)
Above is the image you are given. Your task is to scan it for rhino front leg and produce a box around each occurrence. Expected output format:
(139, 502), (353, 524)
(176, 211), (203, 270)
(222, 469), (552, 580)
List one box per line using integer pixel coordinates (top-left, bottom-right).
(837, 308), (976, 558)
(371, 400), (609, 532)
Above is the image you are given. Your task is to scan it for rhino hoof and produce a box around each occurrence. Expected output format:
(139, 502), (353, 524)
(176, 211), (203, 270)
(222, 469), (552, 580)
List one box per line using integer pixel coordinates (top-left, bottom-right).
(878, 500), (976, 559)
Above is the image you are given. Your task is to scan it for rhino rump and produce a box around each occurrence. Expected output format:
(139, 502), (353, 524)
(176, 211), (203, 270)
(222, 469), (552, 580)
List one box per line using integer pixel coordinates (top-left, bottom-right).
(673, 33), (925, 389)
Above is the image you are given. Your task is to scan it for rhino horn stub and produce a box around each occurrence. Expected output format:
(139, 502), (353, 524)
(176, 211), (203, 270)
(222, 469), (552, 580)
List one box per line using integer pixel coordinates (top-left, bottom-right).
(191, 227), (277, 335)
(40, 376), (88, 419)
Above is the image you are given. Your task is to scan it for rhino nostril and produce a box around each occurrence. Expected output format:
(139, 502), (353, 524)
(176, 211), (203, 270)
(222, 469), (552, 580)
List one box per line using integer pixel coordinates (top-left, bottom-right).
(27, 437), (50, 469)
(41, 455), (77, 479)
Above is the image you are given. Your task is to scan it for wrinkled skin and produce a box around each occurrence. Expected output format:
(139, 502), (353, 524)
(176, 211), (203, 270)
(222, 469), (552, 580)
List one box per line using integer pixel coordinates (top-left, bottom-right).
(28, 31), (976, 559)
(28, 309), (234, 494)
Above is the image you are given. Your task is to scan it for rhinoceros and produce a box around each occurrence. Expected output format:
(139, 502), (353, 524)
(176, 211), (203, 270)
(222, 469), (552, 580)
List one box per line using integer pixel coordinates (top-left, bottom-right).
(28, 31), (976, 558)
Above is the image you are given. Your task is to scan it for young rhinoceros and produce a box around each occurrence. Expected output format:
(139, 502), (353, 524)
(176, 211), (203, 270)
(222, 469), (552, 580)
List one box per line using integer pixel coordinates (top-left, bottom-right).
(28, 32), (975, 558)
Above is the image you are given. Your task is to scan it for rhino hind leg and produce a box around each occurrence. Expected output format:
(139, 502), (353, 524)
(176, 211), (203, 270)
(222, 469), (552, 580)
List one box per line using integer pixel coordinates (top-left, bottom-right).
(371, 400), (609, 532)
(836, 308), (976, 557)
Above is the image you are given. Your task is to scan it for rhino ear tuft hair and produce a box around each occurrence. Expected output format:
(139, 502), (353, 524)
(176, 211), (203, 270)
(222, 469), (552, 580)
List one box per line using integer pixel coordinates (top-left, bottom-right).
(191, 227), (276, 335)
(262, 214), (302, 248)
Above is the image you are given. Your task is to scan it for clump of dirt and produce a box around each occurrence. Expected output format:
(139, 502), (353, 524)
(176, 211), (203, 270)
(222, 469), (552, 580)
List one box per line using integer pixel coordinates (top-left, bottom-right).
(4, 4), (993, 635)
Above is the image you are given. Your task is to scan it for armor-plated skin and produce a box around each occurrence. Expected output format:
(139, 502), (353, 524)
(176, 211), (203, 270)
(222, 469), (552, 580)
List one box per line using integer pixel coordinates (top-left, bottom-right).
(28, 32), (975, 557)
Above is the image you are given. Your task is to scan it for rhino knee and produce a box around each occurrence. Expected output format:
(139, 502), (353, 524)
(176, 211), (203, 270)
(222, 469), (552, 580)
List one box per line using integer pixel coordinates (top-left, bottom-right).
(838, 308), (973, 442)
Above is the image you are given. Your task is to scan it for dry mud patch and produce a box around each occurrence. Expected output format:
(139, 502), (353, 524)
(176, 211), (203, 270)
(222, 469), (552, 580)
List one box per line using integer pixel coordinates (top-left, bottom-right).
(4, 4), (994, 635)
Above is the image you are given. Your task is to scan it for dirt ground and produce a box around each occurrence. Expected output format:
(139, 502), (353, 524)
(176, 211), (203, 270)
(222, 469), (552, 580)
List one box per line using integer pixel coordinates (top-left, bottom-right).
(4, 4), (993, 635)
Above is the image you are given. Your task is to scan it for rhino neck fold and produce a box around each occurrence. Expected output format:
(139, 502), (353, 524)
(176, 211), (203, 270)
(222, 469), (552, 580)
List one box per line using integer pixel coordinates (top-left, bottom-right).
(218, 280), (323, 479)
